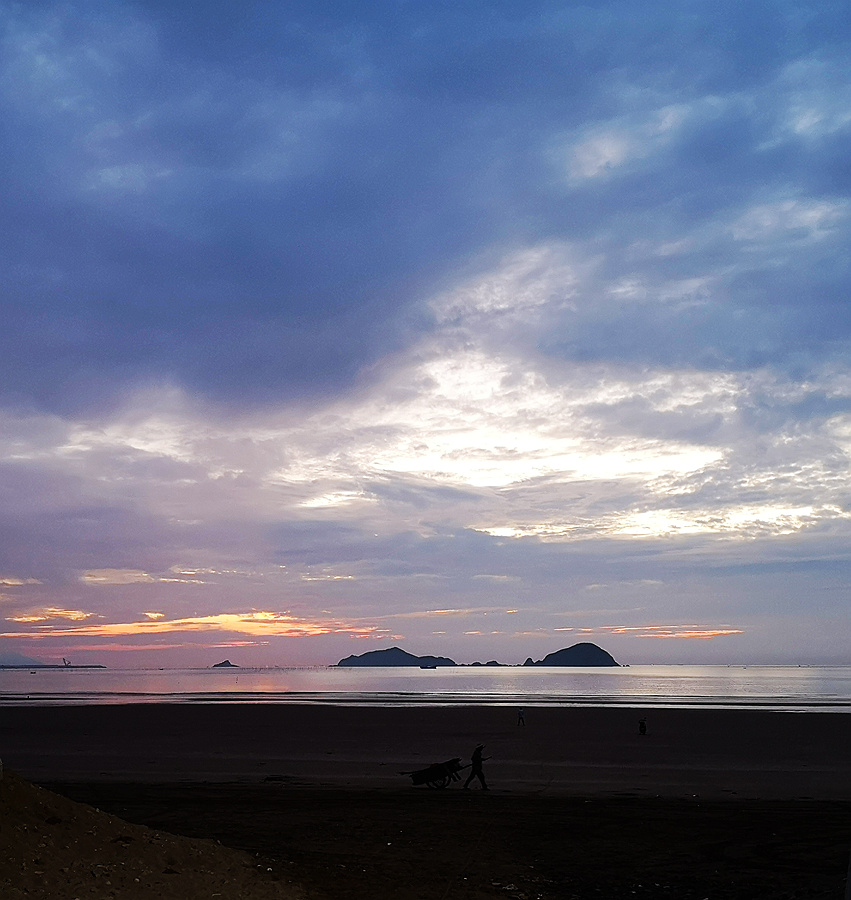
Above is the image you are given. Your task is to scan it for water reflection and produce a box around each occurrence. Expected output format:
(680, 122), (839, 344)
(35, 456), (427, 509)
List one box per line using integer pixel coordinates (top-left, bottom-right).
(1, 664), (849, 709)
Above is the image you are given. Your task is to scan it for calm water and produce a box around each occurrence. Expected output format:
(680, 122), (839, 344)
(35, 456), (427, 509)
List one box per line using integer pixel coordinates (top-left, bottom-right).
(1, 665), (850, 711)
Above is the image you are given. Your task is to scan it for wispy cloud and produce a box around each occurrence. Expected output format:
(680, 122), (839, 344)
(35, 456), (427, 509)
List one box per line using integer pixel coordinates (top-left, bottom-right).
(599, 625), (744, 640)
(1, 611), (385, 640)
(7, 607), (99, 624)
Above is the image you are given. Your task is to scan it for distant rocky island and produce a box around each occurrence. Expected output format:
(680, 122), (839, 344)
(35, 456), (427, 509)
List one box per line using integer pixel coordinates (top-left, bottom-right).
(336, 642), (619, 667)
(336, 647), (456, 668)
(212, 659), (238, 668)
(523, 643), (619, 667)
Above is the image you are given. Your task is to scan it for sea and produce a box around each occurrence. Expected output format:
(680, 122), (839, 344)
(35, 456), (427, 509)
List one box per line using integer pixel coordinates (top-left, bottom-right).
(0, 665), (849, 711)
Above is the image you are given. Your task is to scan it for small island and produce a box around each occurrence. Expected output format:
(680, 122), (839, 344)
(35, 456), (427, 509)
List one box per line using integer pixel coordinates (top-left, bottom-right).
(523, 642), (620, 667)
(212, 659), (239, 668)
(336, 647), (456, 667)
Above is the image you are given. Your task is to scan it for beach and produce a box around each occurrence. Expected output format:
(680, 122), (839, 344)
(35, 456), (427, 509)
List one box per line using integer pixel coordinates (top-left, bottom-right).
(2, 705), (850, 897)
(2, 703), (850, 798)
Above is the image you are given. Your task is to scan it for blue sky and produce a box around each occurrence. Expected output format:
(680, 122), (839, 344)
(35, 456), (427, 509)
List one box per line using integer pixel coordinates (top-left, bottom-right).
(1, 0), (850, 667)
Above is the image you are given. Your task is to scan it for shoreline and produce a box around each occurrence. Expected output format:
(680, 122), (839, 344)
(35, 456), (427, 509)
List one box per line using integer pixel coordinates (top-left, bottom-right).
(3, 697), (851, 710)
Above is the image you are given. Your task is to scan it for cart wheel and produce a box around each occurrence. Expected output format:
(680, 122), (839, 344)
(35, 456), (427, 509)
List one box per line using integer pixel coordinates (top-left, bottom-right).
(427, 775), (452, 789)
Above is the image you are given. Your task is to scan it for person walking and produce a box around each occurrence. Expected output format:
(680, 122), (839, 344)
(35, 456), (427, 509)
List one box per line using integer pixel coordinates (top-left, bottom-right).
(517, 707), (525, 726)
(463, 743), (488, 790)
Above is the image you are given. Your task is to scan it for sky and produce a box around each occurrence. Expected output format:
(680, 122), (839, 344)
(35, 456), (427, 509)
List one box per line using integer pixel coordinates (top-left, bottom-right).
(1, 0), (850, 668)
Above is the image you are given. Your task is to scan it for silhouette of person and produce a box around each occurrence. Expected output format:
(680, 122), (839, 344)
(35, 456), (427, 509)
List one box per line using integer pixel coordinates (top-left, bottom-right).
(463, 743), (488, 790)
(517, 707), (525, 726)
(638, 717), (647, 736)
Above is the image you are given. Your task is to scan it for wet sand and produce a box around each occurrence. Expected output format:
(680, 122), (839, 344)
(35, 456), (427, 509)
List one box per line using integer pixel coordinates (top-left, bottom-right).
(2, 705), (850, 898)
(1, 703), (850, 798)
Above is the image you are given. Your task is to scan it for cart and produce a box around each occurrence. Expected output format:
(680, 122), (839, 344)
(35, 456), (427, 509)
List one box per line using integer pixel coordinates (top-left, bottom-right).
(401, 757), (469, 789)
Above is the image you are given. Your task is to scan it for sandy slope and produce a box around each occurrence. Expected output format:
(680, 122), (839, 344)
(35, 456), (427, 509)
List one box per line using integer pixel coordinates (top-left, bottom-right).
(0, 771), (303, 900)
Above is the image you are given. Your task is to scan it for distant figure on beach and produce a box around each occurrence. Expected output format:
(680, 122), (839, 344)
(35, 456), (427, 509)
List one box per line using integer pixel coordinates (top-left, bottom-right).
(517, 707), (525, 726)
(463, 743), (488, 790)
(638, 717), (647, 736)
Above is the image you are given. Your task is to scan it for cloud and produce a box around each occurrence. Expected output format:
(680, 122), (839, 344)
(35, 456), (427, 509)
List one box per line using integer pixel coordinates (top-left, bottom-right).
(728, 197), (847, 243)
(770, 55), (851, 143)
(2, 1), (845, 415)
(6, 607), (97, 623)
(81, 568), (209, 585)
(562, 103), (693, 182)
(369, 607), (509, 621)
(598, 625), (744, 640)
(81, 569), (157, 586)
(0, 610), (384, 640)
(0, 1), (850, 664)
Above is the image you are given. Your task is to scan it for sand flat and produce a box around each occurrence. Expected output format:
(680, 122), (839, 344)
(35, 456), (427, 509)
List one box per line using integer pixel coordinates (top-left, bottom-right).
(3, 704), (851, 898)
(1, 703), (849, 798)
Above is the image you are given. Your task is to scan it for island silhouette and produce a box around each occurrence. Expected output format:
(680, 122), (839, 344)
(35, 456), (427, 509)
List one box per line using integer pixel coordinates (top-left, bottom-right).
(336, 642), (619, 667)
(336, 646), (456, 668)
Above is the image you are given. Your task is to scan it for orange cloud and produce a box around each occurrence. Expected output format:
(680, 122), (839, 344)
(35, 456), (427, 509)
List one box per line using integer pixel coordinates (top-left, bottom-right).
(7, 607), (98, 624)
(601, 624), (743, 639)
(206, 641), (270, 648)
(0, 611), (385, 640)
(50, 640), (273, 652)
(640, 629), (743, 639)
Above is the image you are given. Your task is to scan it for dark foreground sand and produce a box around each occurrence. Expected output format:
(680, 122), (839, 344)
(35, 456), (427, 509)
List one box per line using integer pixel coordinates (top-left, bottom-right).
(2, 704), (850, 898)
